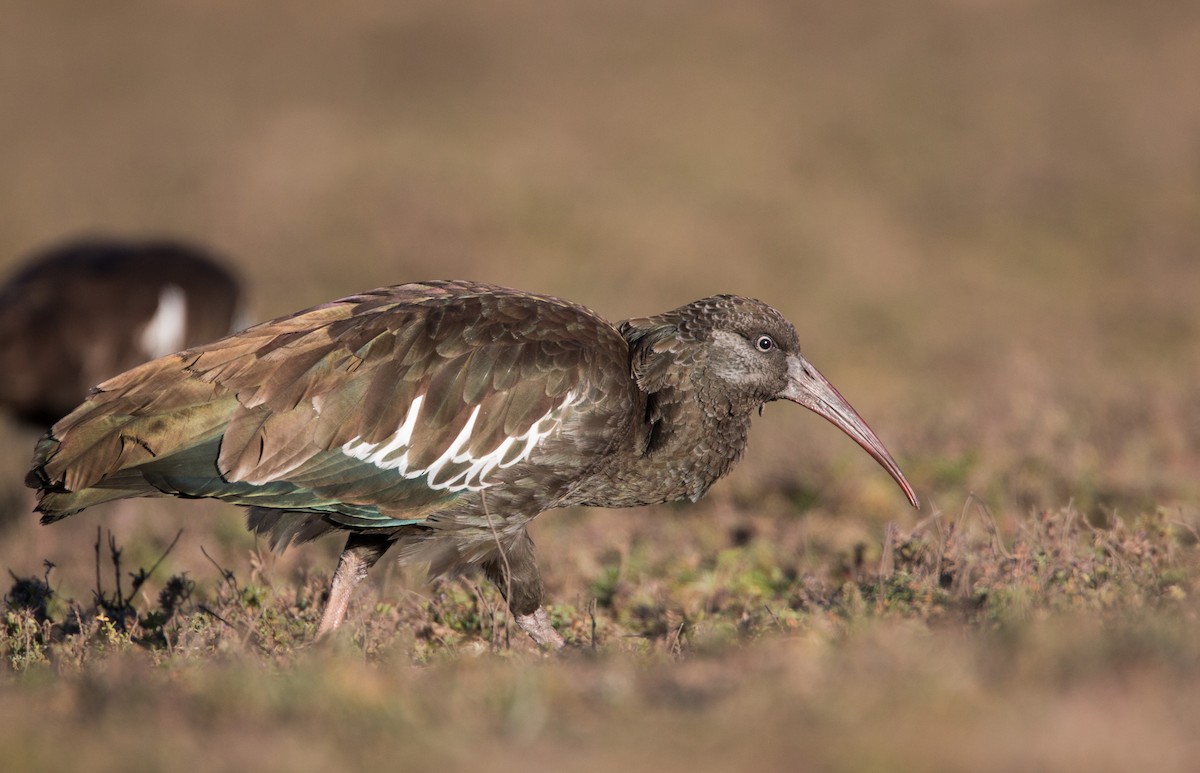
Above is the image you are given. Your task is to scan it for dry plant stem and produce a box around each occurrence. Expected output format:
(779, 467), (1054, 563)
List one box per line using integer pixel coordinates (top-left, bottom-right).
(93, 526), (103, 602)
(139, 529), (183, 587)
(481, 491), (514, 649)
(470, 581), (501, 653)
(968, 493), (1011, 559)
(107, 532), (125, 606)
(201, 545), (239, 591)
(763, 604), (783, 633)
(879, 522), (898, 580)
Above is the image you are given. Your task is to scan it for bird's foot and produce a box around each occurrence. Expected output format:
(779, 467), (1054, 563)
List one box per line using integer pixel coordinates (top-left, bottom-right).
(515, 607), (564, 650)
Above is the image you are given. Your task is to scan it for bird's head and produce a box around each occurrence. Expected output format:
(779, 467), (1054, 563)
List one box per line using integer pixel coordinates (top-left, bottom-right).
(622, 295), (919, 508)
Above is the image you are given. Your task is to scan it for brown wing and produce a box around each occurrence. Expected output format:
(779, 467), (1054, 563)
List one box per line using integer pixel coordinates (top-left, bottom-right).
(31, 281), (629, 521)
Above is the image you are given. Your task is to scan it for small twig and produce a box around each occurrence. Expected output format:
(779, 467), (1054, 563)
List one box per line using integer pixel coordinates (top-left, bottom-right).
(71, 606), (88, 654)
(200, 545), (238, 591)
(480, 490), (513, 649)
(967, 492), (1011, 559)
(668, 620), (686, 656)
(198, 604), (235, 629)
(470, 580), (499, 653)
(1061, 504), (1079, 539)
(879, 522), (897, 581)
(130, 529), (185, 596)
(919, 508), (948, 585)
(196, 544), (279, 652)
(108, 532), (125, 608)
(763, 603), (783, 633)
(198, 604), (273, 656)
(93, 526), (104, 601)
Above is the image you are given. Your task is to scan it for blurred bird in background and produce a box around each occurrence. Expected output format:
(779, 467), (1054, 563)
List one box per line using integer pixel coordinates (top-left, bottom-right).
(0, 236), (245, 428)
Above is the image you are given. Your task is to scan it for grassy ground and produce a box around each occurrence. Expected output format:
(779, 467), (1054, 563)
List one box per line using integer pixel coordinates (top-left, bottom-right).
(2, 1), (1199, 771)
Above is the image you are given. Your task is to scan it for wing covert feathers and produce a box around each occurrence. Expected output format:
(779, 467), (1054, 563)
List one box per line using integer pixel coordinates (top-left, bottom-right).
(28, 281), (629, 523)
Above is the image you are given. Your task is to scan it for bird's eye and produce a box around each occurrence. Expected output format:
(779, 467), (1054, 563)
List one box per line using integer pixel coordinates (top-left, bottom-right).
(754, 335), (775, 352)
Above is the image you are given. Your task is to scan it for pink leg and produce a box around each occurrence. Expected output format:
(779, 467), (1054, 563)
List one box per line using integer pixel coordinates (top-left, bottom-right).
(317, 534), (390, 637)
(483, 528), (565, 649)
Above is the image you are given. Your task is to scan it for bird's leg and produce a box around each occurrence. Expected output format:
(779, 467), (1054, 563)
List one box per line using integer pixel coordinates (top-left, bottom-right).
(483, 529), (564, 650)
(316, 533), (391, 637)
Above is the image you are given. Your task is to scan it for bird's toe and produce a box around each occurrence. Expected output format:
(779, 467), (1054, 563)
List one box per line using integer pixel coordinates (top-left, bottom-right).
(515, 607), (564, 650)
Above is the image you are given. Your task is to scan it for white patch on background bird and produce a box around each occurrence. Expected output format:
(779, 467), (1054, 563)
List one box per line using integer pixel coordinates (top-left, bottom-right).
(229, 302), (255, 335)
(139, 284), (188, 359)
(341, 391), (579, 491)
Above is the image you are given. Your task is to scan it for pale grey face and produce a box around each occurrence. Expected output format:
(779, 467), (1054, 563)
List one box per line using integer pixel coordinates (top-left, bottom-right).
(698, 298), (802, 404)
(705, 328), (795, 401)
(702, 297), (920, 509)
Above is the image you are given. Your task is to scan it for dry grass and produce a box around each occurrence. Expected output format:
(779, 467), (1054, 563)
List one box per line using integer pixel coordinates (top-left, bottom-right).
(1, 1), (1199, 771)
(3, 504), (1198, 772)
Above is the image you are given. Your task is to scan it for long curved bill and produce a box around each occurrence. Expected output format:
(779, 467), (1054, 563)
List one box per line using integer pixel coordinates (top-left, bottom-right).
(780, 354), (920, 508)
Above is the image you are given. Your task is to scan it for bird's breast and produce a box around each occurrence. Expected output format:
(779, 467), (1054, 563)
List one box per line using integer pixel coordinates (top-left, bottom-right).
(563, 391), (756, 509)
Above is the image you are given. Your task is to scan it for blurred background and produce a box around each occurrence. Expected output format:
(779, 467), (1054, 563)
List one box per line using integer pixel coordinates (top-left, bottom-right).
(0, 0), (1197, 598)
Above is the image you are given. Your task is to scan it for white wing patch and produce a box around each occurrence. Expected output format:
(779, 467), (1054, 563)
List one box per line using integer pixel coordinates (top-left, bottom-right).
(140, 284), (188, 358)
(341, 390), (579, 492)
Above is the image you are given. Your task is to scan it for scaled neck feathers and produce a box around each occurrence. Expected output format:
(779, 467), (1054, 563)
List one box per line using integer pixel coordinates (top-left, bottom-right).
(569, 314), (758, 508)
